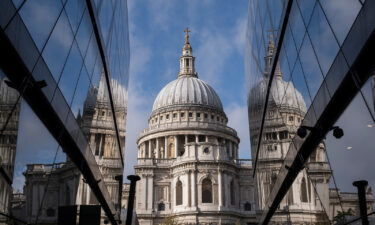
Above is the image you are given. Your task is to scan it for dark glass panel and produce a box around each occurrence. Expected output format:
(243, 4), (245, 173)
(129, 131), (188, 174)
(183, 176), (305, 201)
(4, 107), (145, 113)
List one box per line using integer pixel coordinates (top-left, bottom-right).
(57, 41), (83, 105)
(319, 0), (361, 45)
(70, 67), (90, 118)
(75, 9), (93, 56)
(19, 0), (63, 50)
(64, 0), (86, 35)
(296, 0), (316, 25)
(298, 36), (324, 99)
(307, 4), (339, 76)
(42, 11), (74, 81)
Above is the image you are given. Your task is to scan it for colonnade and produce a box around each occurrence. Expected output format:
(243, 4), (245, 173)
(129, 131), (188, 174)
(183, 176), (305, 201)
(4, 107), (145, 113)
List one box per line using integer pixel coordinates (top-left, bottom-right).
(138, 134), (238, 159)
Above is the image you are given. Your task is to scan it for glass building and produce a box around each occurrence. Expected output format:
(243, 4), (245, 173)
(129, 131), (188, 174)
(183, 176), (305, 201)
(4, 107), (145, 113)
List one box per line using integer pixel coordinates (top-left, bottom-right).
(0, 0), (129, 224)
(246, 0), (375, 224)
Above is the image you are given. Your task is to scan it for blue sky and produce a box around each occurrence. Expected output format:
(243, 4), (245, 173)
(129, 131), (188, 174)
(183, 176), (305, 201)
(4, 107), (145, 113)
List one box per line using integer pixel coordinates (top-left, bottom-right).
(124, 0), (250, 176)
(9, 0), (375, 194)
(9, 0), (250, 191)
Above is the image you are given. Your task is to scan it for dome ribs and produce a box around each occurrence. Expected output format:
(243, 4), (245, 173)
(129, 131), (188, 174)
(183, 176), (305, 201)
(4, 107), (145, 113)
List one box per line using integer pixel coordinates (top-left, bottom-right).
(151, 77), (224, 113)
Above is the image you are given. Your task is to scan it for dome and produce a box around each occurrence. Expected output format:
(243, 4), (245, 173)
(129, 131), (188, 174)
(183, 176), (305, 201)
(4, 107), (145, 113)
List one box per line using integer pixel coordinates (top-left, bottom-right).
(84, 73), (127, 110)
(152, 76), (223, 112)
(250, 76), (307, 113)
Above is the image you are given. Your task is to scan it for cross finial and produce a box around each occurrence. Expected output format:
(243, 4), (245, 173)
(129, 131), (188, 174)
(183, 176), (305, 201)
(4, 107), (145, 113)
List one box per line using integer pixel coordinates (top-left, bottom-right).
(184, 27), (191, 44)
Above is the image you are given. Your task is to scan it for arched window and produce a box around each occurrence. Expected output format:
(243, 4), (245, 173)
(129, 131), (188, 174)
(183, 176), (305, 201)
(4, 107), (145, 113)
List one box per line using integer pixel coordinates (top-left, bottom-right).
(300, 178), (309, 203)
(202, 178), (213, 203)
(230, 180), (235, 205)
(158, 202), (165, 211)
(244, 202), (251, 211)
(176, 180), (183, 205)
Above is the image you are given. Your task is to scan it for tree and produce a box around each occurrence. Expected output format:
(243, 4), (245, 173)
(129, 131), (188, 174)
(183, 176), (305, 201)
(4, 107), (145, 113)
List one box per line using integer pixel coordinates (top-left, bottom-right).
(333, 208), (355, 224)
(161, 216), (178, 225)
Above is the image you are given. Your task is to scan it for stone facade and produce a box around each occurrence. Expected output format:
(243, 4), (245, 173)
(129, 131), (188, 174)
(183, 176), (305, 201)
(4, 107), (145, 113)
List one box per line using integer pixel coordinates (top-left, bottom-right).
(132, 32), (374, 225)
(10, 73), (126, 224)
(248, 37), (374, 224)
(134, 31), (255, 225)
(0, 77), (20, 225)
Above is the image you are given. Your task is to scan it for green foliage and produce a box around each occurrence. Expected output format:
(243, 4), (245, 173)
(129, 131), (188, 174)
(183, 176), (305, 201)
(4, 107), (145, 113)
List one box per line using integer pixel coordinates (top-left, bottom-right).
(161, 216), (178, 225)
(333, 208), (355, 224)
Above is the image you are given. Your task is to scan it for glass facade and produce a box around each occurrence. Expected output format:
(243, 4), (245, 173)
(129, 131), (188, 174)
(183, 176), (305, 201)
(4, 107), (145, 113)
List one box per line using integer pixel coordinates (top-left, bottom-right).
(0, 0), (129, 224)
(246, 0), (375, 224)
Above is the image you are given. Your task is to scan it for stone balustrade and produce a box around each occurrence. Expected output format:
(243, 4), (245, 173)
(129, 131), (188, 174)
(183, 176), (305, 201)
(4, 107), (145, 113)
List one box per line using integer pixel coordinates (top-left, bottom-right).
(140, 121), (237, 136)
(306, 162), (331, 172)
(136, 157), (253, 168)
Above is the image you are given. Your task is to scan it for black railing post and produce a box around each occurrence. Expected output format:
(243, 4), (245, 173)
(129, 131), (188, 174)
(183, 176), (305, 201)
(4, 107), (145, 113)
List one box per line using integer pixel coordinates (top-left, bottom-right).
(126, 175), (140, 225)
(353, 180), (369, 225)
(115, 175), (123, 222)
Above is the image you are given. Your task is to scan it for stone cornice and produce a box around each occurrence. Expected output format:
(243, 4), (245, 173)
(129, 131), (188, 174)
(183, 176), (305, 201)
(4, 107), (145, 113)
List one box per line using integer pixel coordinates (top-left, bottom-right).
(150, 104), (227, 118)
(137, 124), (239, 144)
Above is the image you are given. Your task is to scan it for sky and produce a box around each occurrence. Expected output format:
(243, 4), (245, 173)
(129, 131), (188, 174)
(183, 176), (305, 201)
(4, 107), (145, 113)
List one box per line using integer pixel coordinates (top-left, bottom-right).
(8, 0), (375, 196)
(124, 0), (250, 177)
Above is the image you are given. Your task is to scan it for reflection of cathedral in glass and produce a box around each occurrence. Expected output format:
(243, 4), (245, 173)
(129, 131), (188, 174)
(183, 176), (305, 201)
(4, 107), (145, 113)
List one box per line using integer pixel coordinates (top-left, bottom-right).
(249, 37), (331, 223)
(0, 76), (21, 225)
(77, 73), (126, 206)
(248, 37), (373, 224)
(10, 74), (126, 224)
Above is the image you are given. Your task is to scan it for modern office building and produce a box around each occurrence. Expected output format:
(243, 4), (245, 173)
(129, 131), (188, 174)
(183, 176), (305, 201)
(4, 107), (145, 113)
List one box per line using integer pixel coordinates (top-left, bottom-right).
(246, 0), (375, 224)
(0, 0), (129, 224)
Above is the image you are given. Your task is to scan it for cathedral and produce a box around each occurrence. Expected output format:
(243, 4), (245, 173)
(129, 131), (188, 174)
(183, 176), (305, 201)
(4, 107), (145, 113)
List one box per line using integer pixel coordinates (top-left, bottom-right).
(9, 74), (126, 224)
(7, 31), (373, 225)
(133, 31), (374, 225)
(0, 76), (21, 225)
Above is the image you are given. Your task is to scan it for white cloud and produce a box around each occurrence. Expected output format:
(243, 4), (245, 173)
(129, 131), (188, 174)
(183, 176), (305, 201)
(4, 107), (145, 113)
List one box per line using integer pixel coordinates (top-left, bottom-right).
(147, 1), (176, 32)
(123, 12), (154, 177)
(233, 17), (247, 56)
(194, 31), (233, 85)
(194, 16), (247, 86)
(226, 103), (251, 159)
(128, 38), (152, 78)
(123, 82), (151, 177)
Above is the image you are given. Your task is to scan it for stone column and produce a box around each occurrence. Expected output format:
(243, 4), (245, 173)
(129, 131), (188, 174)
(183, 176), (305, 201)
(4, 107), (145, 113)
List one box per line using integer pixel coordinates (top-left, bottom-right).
(195, 135), (199, 143)
(148, 140), (152, 158)
(236, 144), (239, 159)
(192, 170), (197, 207)
(188, 170), (191, 207)
(237, 177), (241, 208)
(222, 172), (227, 206)
(156, 138), (159, 159)
(218, 169), (223, 208)
(229, 141), (232, 158)
(143, 175), (148, 210)
(174, 136), (178, 158)
(147, 175), (153, 211)
(164, 137), (168, 159)
(185, 135), (188, 144)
